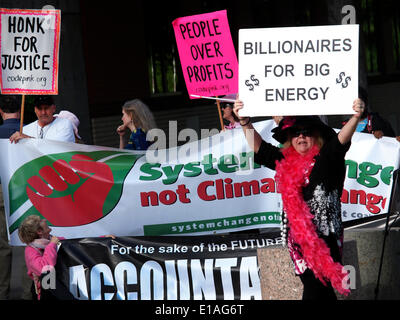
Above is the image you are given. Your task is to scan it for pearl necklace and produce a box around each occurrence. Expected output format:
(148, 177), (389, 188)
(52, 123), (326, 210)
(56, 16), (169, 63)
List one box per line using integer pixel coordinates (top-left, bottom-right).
(280, 211), (288, 246)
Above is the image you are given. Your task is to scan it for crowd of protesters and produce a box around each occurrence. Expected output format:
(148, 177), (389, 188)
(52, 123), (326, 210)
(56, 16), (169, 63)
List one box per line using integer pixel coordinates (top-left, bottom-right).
(0, 88), (399, 300)
(0, 94), (156, 300)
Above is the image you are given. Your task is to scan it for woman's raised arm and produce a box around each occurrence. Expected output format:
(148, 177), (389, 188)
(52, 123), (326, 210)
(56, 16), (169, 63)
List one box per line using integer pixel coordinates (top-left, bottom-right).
(233, 99), (263, 153)
(338, 98), (365, 145)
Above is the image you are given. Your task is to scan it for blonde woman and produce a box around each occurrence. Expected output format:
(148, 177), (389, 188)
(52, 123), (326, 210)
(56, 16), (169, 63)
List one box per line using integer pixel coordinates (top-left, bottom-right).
(116, 99), (156, 150)
(18, 215), (63, 300)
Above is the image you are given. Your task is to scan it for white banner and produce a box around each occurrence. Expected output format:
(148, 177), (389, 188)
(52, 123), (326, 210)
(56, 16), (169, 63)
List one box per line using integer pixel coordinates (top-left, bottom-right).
(0, 8), (61, 94)
(238, 25), (359, 117)
(0, 120), (398, 245)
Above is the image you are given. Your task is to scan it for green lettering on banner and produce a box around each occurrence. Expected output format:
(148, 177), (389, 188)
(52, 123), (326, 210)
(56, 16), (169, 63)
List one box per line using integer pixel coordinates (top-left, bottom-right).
(139, 163), (162, 181)
(345, 159), (394, 188)
(183, 162), (202, 177)
(358, 162), (382, 187)
(138, 152), (261, 185)
(218, 154), (239, 173)
(143, 211), (281, 235)
(380, 166), (394, 185)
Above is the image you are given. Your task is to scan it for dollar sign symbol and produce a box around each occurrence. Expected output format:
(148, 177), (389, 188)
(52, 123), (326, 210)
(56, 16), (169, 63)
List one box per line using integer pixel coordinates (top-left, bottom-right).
(342, 76), (351, 88)
(245, 80), (254, 91)
(250, 75), (259, 86)
(336, 72), (345, 84)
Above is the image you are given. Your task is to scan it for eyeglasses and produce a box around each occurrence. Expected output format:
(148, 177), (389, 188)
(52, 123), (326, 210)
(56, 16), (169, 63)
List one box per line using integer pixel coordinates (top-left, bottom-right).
(291, 128), (313, 138)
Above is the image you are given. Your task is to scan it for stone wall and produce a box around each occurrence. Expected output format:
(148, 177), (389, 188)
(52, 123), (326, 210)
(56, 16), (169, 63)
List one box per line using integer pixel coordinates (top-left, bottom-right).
(257, 228), (400, 300)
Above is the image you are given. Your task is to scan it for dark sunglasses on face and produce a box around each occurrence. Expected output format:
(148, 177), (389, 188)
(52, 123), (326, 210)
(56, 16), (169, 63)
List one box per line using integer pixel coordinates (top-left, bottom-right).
(291, 128), (313, 137)
(221, 103), (233, 109)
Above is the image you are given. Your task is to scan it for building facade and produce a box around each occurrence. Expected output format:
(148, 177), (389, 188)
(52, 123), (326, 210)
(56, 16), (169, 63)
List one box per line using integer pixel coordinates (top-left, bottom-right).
(1, 0), (399, 146)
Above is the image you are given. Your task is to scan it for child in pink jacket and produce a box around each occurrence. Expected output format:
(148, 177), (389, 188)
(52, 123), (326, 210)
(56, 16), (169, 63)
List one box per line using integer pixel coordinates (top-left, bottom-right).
(18, 215), (64, 300)
(18, 215), (115, 300)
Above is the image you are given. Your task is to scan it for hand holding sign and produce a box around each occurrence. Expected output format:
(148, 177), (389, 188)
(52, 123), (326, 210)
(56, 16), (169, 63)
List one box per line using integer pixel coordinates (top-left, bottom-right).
(26, 155), (114, 226)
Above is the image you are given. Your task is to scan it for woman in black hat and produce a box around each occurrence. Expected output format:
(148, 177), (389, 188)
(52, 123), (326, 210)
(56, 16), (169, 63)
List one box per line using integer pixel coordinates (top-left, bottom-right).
(233, 98), (365, 300)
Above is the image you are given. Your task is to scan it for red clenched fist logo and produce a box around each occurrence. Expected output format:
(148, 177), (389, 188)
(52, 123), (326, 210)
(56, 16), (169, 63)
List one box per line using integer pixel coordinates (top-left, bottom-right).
(26, 155), (114, 226)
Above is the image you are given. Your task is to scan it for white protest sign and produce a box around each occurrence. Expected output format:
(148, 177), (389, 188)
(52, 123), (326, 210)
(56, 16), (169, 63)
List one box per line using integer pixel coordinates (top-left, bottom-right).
(0, 8), (61, 94)
(238, 25), (359, 117)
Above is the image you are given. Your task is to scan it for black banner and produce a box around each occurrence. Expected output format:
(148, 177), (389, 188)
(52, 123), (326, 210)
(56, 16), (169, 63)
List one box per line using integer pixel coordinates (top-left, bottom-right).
(50, 232), (282, 300)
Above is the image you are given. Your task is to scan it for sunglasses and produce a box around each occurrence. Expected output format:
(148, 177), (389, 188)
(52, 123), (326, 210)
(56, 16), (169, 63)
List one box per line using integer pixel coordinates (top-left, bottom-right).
(291, 128), (313, 138)
(221, 103), (233, 109)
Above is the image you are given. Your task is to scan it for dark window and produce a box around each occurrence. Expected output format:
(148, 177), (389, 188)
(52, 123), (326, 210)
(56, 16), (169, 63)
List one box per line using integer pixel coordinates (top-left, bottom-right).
(359, 0), (400, 75)
(144, 3), (183, 95)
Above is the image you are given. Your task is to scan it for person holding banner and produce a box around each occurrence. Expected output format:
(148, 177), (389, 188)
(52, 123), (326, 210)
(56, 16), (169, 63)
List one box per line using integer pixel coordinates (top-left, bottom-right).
(9, 96), (75, 144)
(233, 97), (365, 300)
(18, 215), (116, 300)
(116, 99), (156, 150)
(219, 94), (241, 130)
(18, 215), (63, 300)
(343, 87), (399, 141)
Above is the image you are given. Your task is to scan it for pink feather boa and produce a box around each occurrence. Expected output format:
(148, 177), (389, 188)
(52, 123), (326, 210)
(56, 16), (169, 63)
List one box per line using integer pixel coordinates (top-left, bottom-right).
(275, 145), (350, 296)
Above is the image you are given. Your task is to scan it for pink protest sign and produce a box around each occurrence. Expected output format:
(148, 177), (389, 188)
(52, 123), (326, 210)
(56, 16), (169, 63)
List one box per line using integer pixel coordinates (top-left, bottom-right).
(172, 10), (238, 99)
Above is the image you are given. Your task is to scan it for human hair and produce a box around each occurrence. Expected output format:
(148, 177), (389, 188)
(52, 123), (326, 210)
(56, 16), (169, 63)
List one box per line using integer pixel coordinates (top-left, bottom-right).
(0, 95), (21, 113)
(18, 215), (43, 244)
(221, 103), (240, 123)
(122, 99), (156, 132)
(34, 95), (55, 108)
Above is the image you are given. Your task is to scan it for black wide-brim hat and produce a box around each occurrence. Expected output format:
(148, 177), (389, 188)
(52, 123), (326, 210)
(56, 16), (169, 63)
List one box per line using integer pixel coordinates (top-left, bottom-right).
(271, 116), (336, 144)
